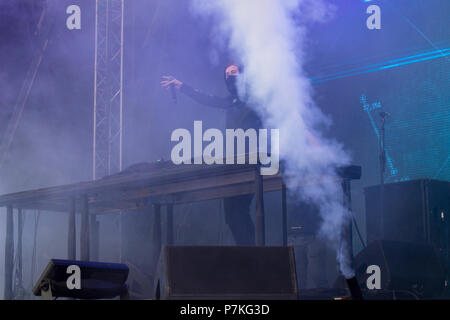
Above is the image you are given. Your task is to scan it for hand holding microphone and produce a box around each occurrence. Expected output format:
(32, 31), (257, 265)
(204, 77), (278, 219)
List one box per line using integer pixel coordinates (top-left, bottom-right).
(160, 75), (182, 104)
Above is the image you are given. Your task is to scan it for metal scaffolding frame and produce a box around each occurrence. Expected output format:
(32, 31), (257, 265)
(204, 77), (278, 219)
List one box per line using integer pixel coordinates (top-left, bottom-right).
(93, 0), (125, 263)
(93, 0), (124, 180)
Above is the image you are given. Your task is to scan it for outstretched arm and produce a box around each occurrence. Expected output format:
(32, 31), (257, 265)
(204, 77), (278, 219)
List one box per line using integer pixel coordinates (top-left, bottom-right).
(160, 75), (229, 109)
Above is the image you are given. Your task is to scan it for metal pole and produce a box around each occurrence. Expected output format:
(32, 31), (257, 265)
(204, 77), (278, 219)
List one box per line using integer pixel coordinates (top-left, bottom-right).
(153, 204), (162, 250)
(341, 180), (354, 268)
(90, 215), (100, 261)
(282, 183), (288, 247)
(68, 198), (76, 260)
(255, 167), (266, 246)
(152, 204), (162, 277)
(166, 204), (174, 246)
(379, 116), (386, 239)
(4, 206), (14, 300)
(80, 195), (90, 261)
(93, 0), (100, 180)
(15, 208), (24, 298)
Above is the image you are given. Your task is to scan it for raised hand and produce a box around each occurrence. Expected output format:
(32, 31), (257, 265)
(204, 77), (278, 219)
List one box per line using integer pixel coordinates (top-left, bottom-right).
(160, 75), (183, 89)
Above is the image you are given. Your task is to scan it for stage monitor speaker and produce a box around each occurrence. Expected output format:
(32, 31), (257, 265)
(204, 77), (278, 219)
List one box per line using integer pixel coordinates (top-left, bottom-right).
(154, 246), (298, 300)
(354, 240), (445, 298)
(33, 259), (129, 300)
(364, 179), (450, 247)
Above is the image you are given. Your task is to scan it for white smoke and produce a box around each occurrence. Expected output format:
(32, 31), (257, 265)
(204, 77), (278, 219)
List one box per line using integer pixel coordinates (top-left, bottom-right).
(192, 0), (355, 278)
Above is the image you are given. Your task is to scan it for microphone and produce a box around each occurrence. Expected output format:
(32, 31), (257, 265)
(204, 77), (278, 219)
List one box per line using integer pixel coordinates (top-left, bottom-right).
(170, 83), (177, 104)
(165, 75), (177, 104)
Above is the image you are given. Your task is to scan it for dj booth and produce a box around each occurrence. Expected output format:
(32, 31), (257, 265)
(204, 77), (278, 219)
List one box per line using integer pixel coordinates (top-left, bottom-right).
(0, 156), (361, 299)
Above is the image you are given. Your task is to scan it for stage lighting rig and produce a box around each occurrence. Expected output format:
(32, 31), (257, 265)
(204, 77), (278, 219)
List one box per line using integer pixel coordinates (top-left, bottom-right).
(33, 259), (129, 300)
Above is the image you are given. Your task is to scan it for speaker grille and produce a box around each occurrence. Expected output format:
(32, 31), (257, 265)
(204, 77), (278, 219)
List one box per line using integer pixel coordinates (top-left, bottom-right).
(159, 246), (298, 299)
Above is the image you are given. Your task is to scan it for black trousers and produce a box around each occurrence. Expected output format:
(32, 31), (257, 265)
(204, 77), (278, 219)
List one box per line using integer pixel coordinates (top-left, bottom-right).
(288, 234), (328, 289)
(223, 195), (255, 246)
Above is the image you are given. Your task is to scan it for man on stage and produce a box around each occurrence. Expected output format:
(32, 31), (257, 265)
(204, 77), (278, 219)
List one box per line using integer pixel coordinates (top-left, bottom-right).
(161, 64), (260, 246)
(161, 66), (329, 289)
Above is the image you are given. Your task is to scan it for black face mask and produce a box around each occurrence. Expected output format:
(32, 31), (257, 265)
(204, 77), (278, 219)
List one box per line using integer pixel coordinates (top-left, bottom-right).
(225, 75), (238, 97)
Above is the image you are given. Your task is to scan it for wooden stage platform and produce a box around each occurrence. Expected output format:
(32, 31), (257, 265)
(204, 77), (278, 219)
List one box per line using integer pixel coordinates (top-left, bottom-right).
(0, 159), (361, 299)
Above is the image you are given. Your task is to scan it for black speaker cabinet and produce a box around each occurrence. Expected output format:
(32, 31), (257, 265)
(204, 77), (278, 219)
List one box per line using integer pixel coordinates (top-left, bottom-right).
(154, 246), (298, 300)
(364, 179), (450, 248)
(354, 240), (445, 298)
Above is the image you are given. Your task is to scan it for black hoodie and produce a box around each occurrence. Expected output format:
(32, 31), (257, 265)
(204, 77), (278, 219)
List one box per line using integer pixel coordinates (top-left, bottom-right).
(180, 83), (262, 131)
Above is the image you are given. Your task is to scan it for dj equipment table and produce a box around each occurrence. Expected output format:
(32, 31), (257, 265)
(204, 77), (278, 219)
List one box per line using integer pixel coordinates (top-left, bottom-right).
(0, 159), (361, 299)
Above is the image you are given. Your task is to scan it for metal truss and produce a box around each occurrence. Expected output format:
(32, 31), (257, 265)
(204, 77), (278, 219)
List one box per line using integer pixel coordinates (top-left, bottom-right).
(93, 0), (124, 180)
